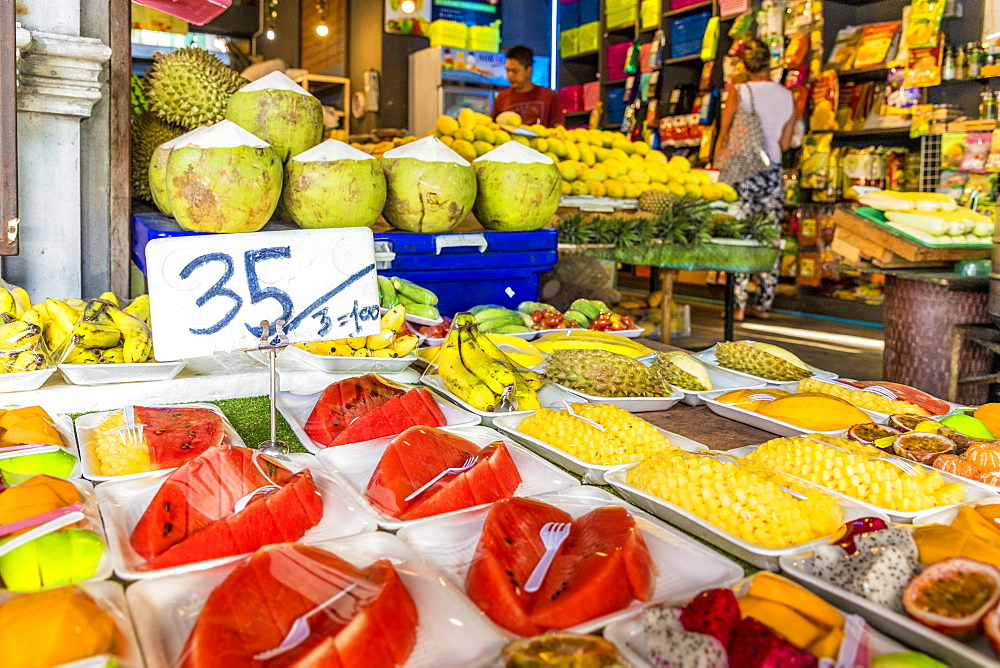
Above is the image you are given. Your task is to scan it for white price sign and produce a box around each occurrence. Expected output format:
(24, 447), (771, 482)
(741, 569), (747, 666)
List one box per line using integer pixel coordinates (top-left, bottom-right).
(145, 228), (381, 361)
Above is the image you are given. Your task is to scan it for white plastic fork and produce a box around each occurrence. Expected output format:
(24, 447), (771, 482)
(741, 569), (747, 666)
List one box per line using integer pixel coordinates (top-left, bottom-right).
(824, 379), (898, 400)
(524, 522), (572, 593)
(0, 505), (85, 556)
(547, 400), (606, 432)
(253, 582), (360, 661)
(232, 485), (281, 513)
(404, 456), (478, 502)
(115, 405), (145, 448)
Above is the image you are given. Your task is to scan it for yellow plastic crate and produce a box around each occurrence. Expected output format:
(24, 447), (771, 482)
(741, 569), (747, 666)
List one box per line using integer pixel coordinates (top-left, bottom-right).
(468, 24), (500, 44)
(561, 28), (579, 57)
(641, 0), (661, 28)
(605, 7), (637, 28)
(429, 20), (467, 48)
(605, 0), (635, 14)
(578, 22), (599, 53)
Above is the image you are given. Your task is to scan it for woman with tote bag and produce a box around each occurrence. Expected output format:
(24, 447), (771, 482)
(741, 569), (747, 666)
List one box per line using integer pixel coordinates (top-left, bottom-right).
(714, 39), (795, 321)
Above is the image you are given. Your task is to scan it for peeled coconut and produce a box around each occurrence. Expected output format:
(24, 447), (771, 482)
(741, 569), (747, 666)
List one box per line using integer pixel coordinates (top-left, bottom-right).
(380, 136), (476, 233)
(224, 70), (323, 163)
(472, 141), (561, 231)
(283, 140), (386, 228)
(148, 126), (210, 217)
(165, 120), (282, 233)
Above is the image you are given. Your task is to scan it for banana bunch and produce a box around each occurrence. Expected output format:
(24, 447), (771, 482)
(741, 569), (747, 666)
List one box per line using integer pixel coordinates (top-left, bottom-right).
(433, 312), (543, 412)
(296, 305), (419, 359)
(0, 284), (50, 373)
(50, 293), (154, 365)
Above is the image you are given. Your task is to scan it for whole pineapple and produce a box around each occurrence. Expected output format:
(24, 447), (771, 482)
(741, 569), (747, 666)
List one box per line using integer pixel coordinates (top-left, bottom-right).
(639, 189), (672, 215)
(715, 341), (812, 381)
(544, 349), (667, 397)
(130, 112), (184, 202)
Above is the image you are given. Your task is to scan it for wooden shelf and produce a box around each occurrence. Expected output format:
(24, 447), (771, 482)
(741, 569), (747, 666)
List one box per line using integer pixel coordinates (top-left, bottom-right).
(663, 1), (713, 18)
(836, 65), (889, 81)
(606, 76), (628, 85)
(662, 54), (702, 66)
(562, 50), (599, 61)
(832, 126), (912, 138)
(939, 75), (1000, 86)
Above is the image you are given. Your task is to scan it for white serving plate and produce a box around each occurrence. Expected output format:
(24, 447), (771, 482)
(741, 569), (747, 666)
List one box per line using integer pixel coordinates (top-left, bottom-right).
(550, 382), (684, 413)
(284, 344), (418, 374)
(126, 532), (505, 668)
(493, 412), (707, 484)
(0, 367), (57, 393)
(604, 573), (913, 668)
(0, 581), (144, 667)
(727, 443), (998, 524)
(381, 305), (444, 327)
(422, 374), (582, 426)
(315, 425), (579, 531)
(74, 403), (246, 482)
(603, 464), (888, 571)
(538, 326), (646, 339)
(700, 389), (885, 437)
(0, 477), (113, 592)
(780, 541), (1000, 667)
(397, 486), (745, 637)
(276, 382), (481, 454)
(95, 454), (378, 581)
(693, 345), (837, 385)
(57, 360), (187, 386)
(0, 411), (81, 479)
(670, 365), (769, 407)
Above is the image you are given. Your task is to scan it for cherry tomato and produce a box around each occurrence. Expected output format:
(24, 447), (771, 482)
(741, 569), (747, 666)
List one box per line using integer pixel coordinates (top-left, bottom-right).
(532, 310), (545, 323)
(611, 321), (627, 331)
(622, 316), (635, 328)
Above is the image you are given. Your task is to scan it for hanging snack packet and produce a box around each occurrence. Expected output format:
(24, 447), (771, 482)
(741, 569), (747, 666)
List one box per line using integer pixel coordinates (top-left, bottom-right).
(842, 148), (886, 200)
(784, 32), (810, 68)
(813, 146), (843, 202)
(985, 131), (1000, 172)
(962, 173), (998, 213)
(903, 33), (943, 88)
(941, 132), (968, 170)
(960, 132), (992, 173)
(904, 0), (945, 49)
(881, 148), (909, 190)
(810, 69), (839, 130)
(784, 0), (813, 36)
(910, 103), (933, 138)
(728, 11), (754, 39)
(801, 132), (834, 189)
(937, 169), (968, 200)
(702, 17), (720, 62)
(767, 36), (785, 76)
(828, 26), (862, 71)
(882, 66), (919, 115)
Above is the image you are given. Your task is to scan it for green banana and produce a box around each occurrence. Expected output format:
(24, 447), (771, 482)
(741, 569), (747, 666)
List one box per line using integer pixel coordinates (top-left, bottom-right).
(63, 348), (103, 364)
(71, 321), (121, 350)
(106, 304), (153, 363)
(42, 298), (80, 353)
(437, 336), (498, 411)
(123, 293), (151, 326)
(457, 327), (516, 396)
(0, 320), (41, 350)
(377, 276), (398, 309)
(390, 277), (438, 306)
(402, 303), (440, 320)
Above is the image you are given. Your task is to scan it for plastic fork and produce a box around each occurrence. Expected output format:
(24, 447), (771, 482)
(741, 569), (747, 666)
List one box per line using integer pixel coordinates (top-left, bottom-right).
(233, 485), (281, 513)
(701, 451), (808, 499)
(0, 444), (62, 459)
(524, 522), (572, 593)
(803, 435), (919, 476)
(404, 456), (477, 502)
(115, 405), (145, 448)
(825, 379), (897, 400)
(0, 505), (85, 556)
(547, 400), (606, 432)
(253, 582), (360, 661)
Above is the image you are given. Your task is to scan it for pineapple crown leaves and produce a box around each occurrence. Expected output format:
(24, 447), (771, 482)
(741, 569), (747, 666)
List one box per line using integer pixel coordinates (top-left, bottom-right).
(743, 213), (781, 244)
(651, 195), (714, 245)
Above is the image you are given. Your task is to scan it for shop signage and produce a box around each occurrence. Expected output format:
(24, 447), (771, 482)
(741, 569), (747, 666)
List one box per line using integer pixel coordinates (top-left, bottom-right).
(432, 0), (499, 27)
(145, 228), (381, 361)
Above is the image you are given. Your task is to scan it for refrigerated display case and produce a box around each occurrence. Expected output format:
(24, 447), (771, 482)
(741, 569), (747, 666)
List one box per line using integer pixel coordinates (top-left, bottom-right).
(408, 46), (507, 136)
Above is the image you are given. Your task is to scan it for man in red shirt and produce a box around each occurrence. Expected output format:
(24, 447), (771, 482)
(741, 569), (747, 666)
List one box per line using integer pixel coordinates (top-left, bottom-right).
(491, 45), (565, 127)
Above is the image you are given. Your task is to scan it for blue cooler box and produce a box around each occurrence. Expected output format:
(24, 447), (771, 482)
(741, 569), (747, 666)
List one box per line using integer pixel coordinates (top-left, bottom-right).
(373, 229), (558, 316)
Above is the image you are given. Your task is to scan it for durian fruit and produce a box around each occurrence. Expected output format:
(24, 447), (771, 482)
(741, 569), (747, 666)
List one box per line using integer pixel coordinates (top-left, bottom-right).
(653, 351), (713, 391)
(144, 46), (246, 129)
(544, 349), (666, 397)
(130, 73), (148, 116)
(715, 341), (812, 382)
(130, 112), (184, 202)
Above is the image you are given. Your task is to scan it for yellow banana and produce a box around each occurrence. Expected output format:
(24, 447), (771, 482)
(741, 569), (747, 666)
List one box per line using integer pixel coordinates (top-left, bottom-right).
(437, 336), (498, 411)
(65, 298), (86, 312)
(98, 291), (120, 307)
(381, 304), (406, 333)
(512, 365), (544, 391)
(366, 329), (395, 351)
(393, 334), (419, 357)
(8, 350), (45, 372)
(72, 321), (121, 350)
(106, 304), (152, 363)
(42, 298), (80, 353)
(123, 293), (151, 325)
(353, 347), (371, 357)
(372, 349), (397, 358)
(457, 327), (515, 396)
(64, 347), (102, 364)
(347, 336), (368, 350)
(10, 287), (29, 318)
(0, 289), (16, 319)
(99, 346), (125, 364)
(0, 320), (40, 350)
(20, 308), (42, 329)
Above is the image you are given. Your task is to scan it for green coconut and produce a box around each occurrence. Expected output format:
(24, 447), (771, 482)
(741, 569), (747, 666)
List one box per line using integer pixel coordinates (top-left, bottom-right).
(473, 141), (561, 231)
(283, 140), (387, 228)
(165, 120), (283, 233)
(380, 136), (476, 233)
(148, 125), (210, 217)
(224, 71), (323, 163)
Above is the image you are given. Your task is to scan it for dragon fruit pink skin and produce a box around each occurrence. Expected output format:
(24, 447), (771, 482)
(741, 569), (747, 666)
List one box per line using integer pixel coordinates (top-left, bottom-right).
(727, 617), (817, 668)
(680, 588), (742, 647)
(643, 606), (729, 668)
(834, 516), (888, 552)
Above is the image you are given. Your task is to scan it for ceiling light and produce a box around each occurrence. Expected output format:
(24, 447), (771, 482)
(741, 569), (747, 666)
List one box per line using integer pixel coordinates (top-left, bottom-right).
(265, 29), (275, 40)
(316, 22), (329, 37)
(401, 0), (416, 13)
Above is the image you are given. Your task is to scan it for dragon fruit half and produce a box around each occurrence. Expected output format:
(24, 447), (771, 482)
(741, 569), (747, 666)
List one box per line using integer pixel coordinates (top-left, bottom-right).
(727, 617), (817, 668)
(679, 588), (742, 648)
(812, 528), (920, 613)
(643, 606), (729, 668)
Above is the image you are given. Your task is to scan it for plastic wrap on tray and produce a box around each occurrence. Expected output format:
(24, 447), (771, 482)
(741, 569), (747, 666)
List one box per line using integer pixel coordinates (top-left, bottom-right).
(176, 542), (420, 667)
(53, 296), (154, 365)
(0, 406), (79, 479)
(0, 475), (110, 590)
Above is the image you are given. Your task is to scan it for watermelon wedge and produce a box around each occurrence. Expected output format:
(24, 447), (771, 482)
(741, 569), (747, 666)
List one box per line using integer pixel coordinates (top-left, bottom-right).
(304, 375), (406, 447)
(465, 497), (655, 636)
(135, 406), (226, 469)
(330, 389), (446, 447)
(130, 446), (323, 570)
(365, 426), (522, 520)
(179, 543), (419, 668)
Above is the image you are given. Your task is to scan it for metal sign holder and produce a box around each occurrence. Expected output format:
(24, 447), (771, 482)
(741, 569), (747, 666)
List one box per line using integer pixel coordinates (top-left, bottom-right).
(256, 319), (290, 457)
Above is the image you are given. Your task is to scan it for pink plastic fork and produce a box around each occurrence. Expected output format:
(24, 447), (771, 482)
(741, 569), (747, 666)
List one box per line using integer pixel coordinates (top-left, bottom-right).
(524, 522), (572, 593)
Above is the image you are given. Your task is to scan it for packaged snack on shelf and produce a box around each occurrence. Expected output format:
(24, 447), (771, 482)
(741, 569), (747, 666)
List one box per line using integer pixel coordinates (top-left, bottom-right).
(910, 103), (933, 137)
(903, 33), (943, 88)
(784, 32), (809, 68)
(880, 148), (909, 191)
(813, 146), (842, 202)
(783, 168), (802, 205)
(809, 70), (839, 130)
(882, 66), (920, 116)
(904, 0), (945, 49)
(783, 0), (813, 36)
(828, 26), (862, 70)
(937, 169), (969, 200)
(960, 132), (992, 173)
(941, 132), (969, 170)
(961, 173), (998, 217)
(842, 148), (886, 201)
(853, 21), (901, 68)
(985, 130), (1000, 172)
(801, 132), (833, 189)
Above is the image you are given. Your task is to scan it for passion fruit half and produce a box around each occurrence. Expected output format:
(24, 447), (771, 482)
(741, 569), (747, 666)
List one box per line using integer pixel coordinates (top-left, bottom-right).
(891, 432), (957, 464)
(847, 423), (903, 447)
(902, 557), (1000, 638)
(501, 632), (624, 667)
(888, 414), (933, 432)
(984, 605), (1000, 657)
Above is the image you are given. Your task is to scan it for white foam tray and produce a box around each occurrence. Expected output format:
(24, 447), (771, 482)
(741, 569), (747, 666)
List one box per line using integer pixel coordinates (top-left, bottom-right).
(95, 454), (378, 581)
(550, 382), (684, 413)
(74, 403), (246, 482)
(700, 389), (885, 437)
(603, 464), (889, 571)
(669, 365), (769, 406)
(315, 425), (579, 531)
(277, 382), (481, 453)
(693, 345), (837, 385)
(0, 367), (57, 393)
(282, 345), (419, 374)
(126, 532), (505, 668)
(422, 374), (581, 426)
(493, 411), (707, 484)
(396, 486), (745, 637)
(58, 360), (187, 386)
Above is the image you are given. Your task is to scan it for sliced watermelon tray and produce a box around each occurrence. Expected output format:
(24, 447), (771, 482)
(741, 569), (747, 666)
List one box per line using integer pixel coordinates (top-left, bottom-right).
(317, 425), (579, 530)
(94, 444), (378, 580)
(277, 374), (481, 453)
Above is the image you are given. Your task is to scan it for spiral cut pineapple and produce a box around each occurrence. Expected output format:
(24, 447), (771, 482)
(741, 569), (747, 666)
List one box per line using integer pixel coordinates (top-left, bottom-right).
(745, 435), (965, 512)
(626, 449), (842, 548)
(518, 403), (673, 465)
(796, 378), (928, 415)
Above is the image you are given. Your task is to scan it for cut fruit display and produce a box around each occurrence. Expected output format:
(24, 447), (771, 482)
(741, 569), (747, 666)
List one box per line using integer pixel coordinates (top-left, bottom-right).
(179, 543), (418, 668)
(365, 426), (522, 520)
(303, 374), (446, 447)
(129, 445), (324, 570)
(464, 496), (655, 636)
